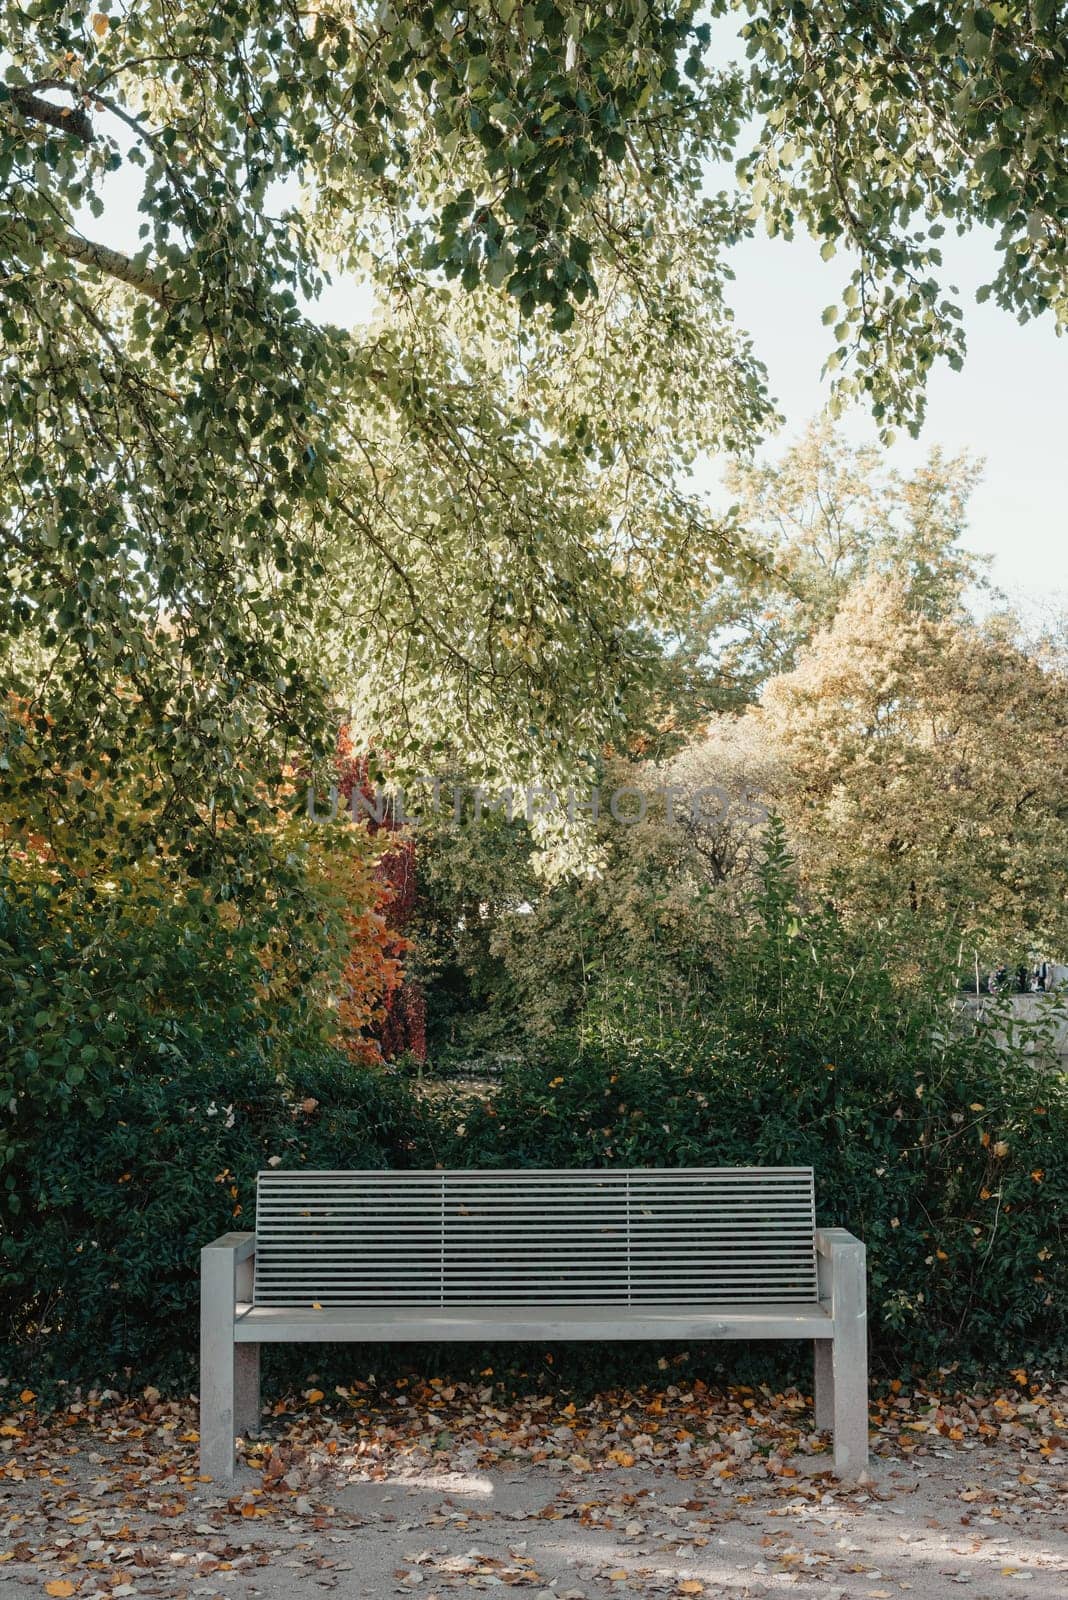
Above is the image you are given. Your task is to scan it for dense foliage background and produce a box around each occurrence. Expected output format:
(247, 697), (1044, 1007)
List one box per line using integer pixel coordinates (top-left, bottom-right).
(3, 831), (1064, 1394)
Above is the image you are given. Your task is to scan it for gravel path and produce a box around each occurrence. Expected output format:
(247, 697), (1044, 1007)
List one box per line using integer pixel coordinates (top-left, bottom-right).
(1, 1385), (1065, 1599)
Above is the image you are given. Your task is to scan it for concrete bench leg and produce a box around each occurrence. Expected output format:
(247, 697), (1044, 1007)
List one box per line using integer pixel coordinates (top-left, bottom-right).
(200, 1234), (258, 1483)
(235, 1343), (261, 1443)
(813, 1339), (834, 1431)
(816, 1228), (869, 1477)
(830, 1314), (868, 1476)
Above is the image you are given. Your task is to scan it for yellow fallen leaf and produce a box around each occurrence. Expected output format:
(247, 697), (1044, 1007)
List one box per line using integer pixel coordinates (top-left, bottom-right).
(19, 1389), (34, 1404)
(45, 1583), (77, 1598)
(311, 1301), (323, 1311)
(608, 1448), (636, 1467)
(679, 1584), (706, 1596)
(608, 1572), (629, 1583)
(305, 1388), (324, 1403)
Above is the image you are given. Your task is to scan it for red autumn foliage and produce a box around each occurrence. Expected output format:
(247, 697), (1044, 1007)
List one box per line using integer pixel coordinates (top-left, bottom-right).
(334, 728), (426, 1063)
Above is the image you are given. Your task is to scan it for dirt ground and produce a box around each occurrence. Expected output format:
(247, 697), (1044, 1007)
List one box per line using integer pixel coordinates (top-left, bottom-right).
(1, 1381), (1065, 1599)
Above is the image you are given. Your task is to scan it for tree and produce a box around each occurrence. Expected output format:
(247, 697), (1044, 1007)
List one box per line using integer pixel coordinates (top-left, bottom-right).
(3, 2), (1063, 868)
(412, 755), (745, 1053)
(0, 2), (764, 863)
(680, 421), (989, 707)
(333, 728), (426, 1062)
(725, 580), (1068, 960)
(737, 0), (1068, 428)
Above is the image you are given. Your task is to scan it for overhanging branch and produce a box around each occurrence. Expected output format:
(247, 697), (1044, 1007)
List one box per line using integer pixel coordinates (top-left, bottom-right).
(10, 87), (94, 144)
(46, 229), (175, 308)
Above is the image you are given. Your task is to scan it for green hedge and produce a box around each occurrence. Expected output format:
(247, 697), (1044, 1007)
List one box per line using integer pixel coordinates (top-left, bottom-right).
(448, 1042), (1066, 1374)
(2, 1037), (1063, 1391)
(444, 831), (1067, 1375)
(2, 831), (1064, 1390)
(0, 1053), (433, 1389)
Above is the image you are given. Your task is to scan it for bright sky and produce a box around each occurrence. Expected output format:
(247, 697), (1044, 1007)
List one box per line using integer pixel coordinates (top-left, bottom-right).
(713, 221), (1068, 619)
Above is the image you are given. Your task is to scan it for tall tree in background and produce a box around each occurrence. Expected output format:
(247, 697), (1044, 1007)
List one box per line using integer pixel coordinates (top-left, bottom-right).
(675, 422), (989, 711)
(729, 580), (1068, 959)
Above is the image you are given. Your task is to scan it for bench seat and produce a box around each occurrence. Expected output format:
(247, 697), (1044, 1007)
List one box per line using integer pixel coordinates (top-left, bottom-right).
(202, 1167), (867, 1483)
(234, 1300), (835, 1342)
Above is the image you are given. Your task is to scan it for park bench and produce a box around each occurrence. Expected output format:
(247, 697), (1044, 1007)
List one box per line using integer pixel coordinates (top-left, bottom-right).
(200, 1167), (867, 1481)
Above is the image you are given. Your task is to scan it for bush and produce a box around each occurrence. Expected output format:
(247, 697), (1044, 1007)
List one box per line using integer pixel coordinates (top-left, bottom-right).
(447, 832), (1068, 1373)
(4, 825), (1062, 1390)
(447, 1043), (1065, 1373)
(0, 1050), (433, 1390)
(0, 814), (429, 1389)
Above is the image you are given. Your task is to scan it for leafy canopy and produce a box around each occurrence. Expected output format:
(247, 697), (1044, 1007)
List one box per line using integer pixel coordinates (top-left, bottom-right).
(2, 2), (1064, 858)
(738, 0), (1067, 422)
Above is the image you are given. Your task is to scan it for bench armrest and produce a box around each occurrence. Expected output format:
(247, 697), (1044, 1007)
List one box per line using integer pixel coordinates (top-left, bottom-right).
(814, 1227), (866, 1323)
(815, 1226), (862, 1258)
(202, 1232), (256, 1322)
(203, 1231), (256, 1263)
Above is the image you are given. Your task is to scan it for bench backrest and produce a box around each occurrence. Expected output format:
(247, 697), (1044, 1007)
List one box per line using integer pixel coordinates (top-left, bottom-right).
(253, 1168), (818, 1309)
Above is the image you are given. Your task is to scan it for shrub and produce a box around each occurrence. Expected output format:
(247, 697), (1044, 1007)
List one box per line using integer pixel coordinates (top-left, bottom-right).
(4, 824), (1062, 1390)
(448, 1042), (1065, 1373)
(0, 827), (432, 1392)
(0, 1050), (433, 1390)
(448, 832), (1068, 1373)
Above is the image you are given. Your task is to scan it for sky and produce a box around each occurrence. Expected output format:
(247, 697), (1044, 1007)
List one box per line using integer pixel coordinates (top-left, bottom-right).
(710, 222), (1068, 620)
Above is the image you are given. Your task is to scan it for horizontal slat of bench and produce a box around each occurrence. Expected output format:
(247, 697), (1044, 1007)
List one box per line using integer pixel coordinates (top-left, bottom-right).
(234, 1301), (834, 1342)
(253, 1168), (819, 1310)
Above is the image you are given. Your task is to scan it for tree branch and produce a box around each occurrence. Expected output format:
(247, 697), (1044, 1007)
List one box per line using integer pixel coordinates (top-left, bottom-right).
(46, 228), (174, 308)
(10, 88), (94, 144)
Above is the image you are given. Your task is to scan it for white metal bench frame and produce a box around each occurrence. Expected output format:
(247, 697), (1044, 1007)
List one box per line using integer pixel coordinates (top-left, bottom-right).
(201, 1167), (867, 1480)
